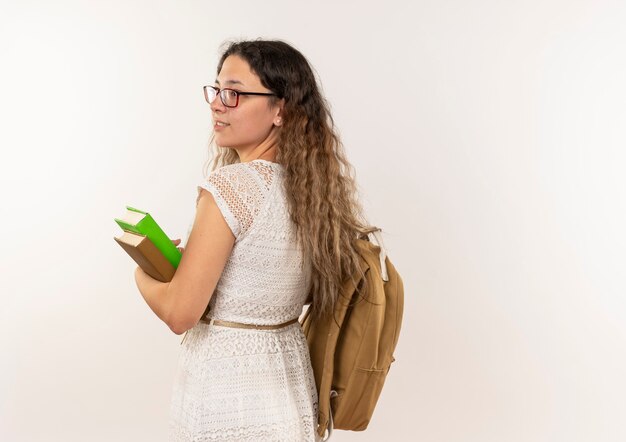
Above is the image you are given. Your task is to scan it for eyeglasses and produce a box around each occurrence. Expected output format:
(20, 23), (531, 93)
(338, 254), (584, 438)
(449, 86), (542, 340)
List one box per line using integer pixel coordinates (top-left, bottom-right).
(203, 85), (276, 108)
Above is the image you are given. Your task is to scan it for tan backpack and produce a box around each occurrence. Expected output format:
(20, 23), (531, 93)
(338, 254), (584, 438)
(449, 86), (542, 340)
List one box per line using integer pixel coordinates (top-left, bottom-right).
(301, 229), (404, 440)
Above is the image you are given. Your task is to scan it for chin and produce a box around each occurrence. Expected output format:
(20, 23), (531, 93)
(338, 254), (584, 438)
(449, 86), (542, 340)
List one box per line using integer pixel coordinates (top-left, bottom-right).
(213, 134), (228, 147)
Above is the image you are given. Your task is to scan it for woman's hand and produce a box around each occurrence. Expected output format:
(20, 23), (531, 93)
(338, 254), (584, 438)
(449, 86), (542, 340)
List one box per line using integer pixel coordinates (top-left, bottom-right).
(172, 238), (185, 254)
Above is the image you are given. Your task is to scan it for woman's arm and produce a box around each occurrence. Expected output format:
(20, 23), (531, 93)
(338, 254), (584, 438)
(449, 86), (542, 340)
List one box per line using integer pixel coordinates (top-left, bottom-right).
(134, 190), (235, 335)
(166, 189), (235, 332)
(134, 266), (178, 333)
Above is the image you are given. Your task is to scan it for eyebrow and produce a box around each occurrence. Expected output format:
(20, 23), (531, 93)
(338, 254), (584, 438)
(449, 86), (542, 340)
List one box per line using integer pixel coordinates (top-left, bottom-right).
(214, 79), (245, 86)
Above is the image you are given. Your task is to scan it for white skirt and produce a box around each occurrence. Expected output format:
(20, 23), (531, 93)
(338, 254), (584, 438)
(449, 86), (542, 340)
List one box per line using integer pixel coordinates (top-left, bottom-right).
(168, 321), (320, 442)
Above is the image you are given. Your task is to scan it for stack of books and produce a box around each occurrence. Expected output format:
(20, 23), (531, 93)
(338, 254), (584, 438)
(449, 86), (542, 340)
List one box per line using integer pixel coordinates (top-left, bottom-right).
(114, 206), (182, 282)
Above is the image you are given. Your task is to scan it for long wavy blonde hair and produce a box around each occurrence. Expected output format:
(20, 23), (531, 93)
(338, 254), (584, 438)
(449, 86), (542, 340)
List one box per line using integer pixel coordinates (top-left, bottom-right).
(203, 39), (380, 318)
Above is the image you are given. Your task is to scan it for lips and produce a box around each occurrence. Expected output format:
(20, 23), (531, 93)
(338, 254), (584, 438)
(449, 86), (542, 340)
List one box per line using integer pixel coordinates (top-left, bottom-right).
(214, 120), (229, 131)
(213, 118), (229, 126)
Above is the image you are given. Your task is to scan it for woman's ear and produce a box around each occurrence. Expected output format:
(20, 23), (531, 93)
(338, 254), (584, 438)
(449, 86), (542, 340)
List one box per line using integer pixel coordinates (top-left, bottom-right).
(274, 99), (285, 126)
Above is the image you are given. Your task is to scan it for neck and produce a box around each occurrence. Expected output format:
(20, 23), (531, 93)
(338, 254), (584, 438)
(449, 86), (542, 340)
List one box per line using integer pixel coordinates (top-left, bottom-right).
(237, 127), (279, 163)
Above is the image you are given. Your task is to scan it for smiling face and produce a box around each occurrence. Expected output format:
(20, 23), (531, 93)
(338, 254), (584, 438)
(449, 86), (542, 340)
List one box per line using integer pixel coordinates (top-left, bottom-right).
(211, 55), (283, 156)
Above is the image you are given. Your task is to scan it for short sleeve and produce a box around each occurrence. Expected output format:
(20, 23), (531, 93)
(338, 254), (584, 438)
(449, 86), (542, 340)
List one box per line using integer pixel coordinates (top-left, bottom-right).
(196, 163), (272, 241)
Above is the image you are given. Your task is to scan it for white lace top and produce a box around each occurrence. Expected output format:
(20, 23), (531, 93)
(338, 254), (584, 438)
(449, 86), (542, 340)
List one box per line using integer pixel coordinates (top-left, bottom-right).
(168, 159), (320, 441)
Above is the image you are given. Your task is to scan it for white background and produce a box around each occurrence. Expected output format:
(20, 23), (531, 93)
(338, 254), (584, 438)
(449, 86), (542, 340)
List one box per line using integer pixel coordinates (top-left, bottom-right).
(1, 0), (625, 441)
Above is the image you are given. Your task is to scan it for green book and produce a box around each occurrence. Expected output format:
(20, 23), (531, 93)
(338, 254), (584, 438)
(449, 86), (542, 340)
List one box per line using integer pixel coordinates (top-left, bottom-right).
(114, 206), (181, 268)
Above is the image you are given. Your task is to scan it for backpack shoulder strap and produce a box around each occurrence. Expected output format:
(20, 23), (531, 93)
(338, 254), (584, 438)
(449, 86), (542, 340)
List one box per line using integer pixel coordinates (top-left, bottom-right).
(367, 229), (389, 281)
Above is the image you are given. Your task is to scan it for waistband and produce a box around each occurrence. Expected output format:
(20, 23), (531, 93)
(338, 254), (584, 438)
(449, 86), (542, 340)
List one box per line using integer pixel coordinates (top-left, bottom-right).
(180, 314), (300, 346)
(199, 316), (300, 330)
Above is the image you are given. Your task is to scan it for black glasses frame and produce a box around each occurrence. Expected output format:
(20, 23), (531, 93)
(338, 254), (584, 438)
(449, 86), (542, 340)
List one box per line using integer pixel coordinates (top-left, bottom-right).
(203, 85), (276, 108)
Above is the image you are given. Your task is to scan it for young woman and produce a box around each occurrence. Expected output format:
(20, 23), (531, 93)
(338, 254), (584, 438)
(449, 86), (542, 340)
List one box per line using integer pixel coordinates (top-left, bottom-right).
(135, 38), (378, 441)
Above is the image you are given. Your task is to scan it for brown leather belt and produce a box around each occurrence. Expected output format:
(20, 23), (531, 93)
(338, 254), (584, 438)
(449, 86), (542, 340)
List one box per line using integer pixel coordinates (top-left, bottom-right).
(180, 315), (299, 345)
(199, 316), (299, 330)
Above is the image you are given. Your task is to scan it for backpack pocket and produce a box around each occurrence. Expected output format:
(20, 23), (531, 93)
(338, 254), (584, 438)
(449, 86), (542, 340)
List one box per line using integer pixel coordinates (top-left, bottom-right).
(332, 365), (389, 431)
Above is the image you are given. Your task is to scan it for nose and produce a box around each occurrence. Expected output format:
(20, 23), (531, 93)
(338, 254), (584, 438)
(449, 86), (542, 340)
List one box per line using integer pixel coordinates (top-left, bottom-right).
(209, 92), (226, 113)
